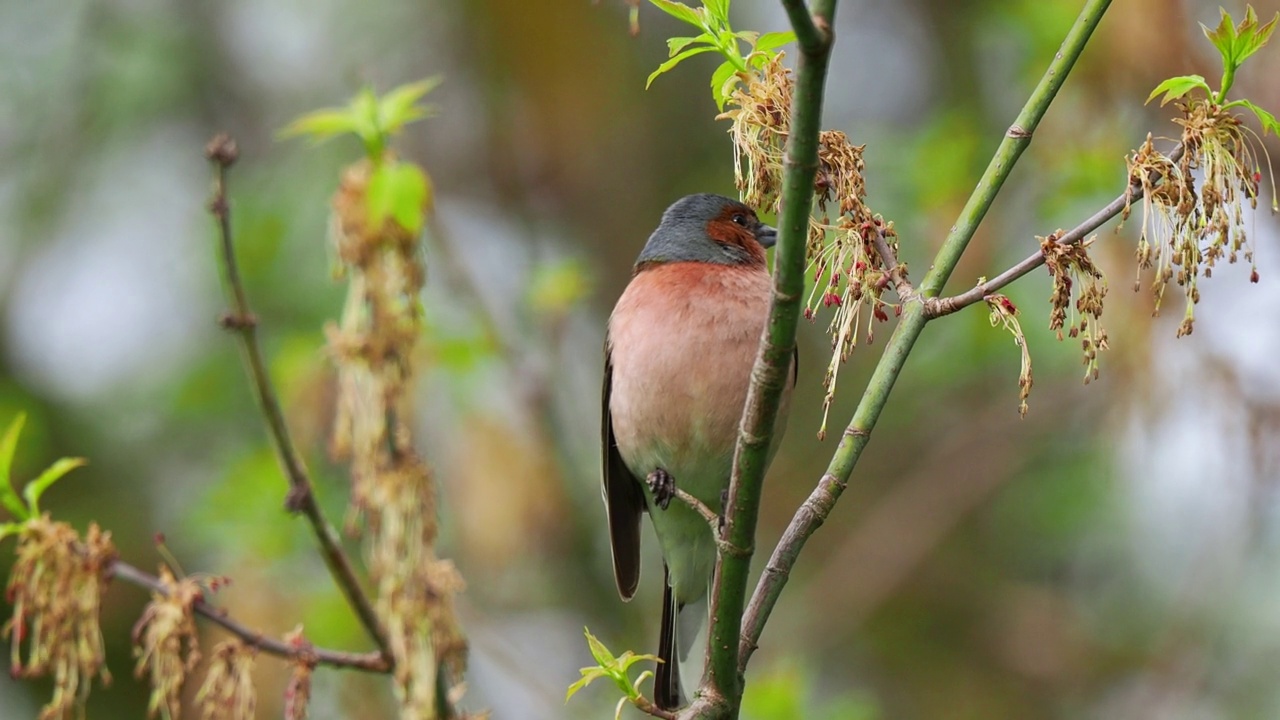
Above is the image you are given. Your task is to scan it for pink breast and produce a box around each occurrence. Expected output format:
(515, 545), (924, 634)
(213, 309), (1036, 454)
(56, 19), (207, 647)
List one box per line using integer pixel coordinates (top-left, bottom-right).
(608, 263), (774, 477)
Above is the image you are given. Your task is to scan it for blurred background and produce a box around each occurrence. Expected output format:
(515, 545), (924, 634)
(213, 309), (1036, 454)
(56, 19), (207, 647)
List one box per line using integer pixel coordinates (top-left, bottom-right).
(2, 0), (1280, 717)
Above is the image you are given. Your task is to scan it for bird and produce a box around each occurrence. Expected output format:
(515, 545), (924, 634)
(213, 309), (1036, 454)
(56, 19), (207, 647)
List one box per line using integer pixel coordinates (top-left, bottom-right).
(602, 193), (794, 710)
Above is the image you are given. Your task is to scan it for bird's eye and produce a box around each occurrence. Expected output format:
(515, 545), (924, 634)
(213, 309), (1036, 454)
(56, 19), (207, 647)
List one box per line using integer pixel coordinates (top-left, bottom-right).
(731, 214), (748, 226)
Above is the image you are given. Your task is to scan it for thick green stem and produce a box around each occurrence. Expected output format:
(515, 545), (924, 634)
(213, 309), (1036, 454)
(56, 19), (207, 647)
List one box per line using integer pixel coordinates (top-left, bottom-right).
(738, 0), (1113, 672)
(921, 0), (1113, 297)
(1216, 64), (1236, 104)
(695, 1), (837, 717)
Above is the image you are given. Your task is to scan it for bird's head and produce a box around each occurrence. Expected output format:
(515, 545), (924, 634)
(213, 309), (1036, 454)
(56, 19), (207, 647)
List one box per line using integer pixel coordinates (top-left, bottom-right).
(635, 194), (777, 270)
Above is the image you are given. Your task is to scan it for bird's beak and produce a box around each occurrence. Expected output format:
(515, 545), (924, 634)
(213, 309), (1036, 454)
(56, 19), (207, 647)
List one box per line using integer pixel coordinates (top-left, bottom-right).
(755, 223), (778, 248)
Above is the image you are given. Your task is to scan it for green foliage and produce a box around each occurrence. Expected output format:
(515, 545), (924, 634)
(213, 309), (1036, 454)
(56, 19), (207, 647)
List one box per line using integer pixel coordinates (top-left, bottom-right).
(645, 0), (795, 109)
(279, 77), (442, 161)
(1145, 75), (1212, 106)
(565, 628), (660, 718)
(282, 79), (439, 235)
(0, 414), (86, 538)
(1201, 4), (1277, 99)
(1228, 98), (1280, 137)
(366, 160), (433, 235)
(1146, 6), (1279, 138)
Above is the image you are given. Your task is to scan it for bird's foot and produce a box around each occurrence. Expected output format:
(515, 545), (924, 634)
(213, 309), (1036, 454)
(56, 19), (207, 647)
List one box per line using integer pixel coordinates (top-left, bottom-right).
(647, 468), (676, 510)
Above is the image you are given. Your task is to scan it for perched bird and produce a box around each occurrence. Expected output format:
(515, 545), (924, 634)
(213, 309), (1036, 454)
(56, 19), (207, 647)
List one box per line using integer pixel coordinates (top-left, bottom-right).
(603, 193), (793, 709)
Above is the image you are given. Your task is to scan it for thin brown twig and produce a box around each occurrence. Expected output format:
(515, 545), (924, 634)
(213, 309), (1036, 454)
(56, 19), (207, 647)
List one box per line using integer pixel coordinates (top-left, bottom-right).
(674, 488), (720, 532)
(871, 227), (915, 301)
(925, 142), (1186, 318)
(203, 134), (391, 662)
(109, 559), (390, 673)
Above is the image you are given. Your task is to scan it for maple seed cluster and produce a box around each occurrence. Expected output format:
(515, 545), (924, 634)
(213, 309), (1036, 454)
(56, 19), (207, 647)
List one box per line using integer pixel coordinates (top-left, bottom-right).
(1041, 233), (1109, 383)
(195, 640), (258, 720)
(131, 566), (209, 719)
(1126, 97), (1270, 338)
(5, 519), (114, 720)
(720, 54), (898, 439)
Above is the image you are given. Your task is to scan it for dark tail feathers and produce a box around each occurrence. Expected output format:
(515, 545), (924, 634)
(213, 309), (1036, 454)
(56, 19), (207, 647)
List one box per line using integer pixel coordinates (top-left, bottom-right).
(655, 566), (684, 710)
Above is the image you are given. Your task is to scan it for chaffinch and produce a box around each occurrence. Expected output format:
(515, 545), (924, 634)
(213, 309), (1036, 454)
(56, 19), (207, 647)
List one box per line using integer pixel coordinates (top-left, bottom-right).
(603, 193), (793, 709)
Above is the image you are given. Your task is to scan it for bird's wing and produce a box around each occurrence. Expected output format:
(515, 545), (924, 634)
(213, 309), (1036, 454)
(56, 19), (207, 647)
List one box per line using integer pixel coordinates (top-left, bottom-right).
(603, 339), (644, 601)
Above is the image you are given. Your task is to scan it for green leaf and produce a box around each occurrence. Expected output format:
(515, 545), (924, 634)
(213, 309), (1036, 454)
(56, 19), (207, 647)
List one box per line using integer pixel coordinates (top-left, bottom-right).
(377, 76), (443, 134)
(1145, 75), (1212, 106)
(754, 30), (796, 52)
(646, 45), (717, 88)
(567, 629), (662, 707)
(704, 0), (731, 24)
(0, 415), (29, 521)
(666, 35), (699, 55)
(710, 59), (739, 110)
(715, 26), (745, 63)
(350, 87), (383, 156)
(1235, 99), (1280, 136)
(1202, 9), (1240, 62)
(585, 628), (616, 667)
(366, 161), (431, 234)
(647, 0), (701, 28)
(277, 109), (359, 142)
(1235, 8), (1279, 65)
(565, 666), (608, 703)
(22, 457), (86, 516)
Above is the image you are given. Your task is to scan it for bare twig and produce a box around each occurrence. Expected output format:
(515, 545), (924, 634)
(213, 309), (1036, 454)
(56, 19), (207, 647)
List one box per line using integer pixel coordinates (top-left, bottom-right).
(926, 142), (1187, 318)
(109, 559), (390, 673)
(871, 227), (915, 301)
(203, 134), (391, 662)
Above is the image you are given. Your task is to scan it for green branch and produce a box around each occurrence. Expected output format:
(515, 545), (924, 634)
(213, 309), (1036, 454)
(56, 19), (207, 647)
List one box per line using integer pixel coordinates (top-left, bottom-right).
(738, 0), (1113, 671)
(920, 0), (1113, 297)
(696, 0), (838, 715)
(782, 0), (827, 52)
(925, 143), (1185, 318)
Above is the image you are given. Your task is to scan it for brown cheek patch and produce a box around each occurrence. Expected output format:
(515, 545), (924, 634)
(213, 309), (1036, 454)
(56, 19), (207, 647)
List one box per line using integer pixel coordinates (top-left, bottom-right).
(707, 209), (766, 266)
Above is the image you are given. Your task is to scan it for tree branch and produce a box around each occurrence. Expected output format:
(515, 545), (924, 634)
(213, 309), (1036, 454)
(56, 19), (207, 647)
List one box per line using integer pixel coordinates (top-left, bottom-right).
(738, 0), (1114, 670)
(871, 227), (915, 302)
(919, 0), (1113, 298)
(926, 142), (1186, 318)
(781, 0), (830, 52)
(203, 134), (391, 662)
(109, 559), (390, 673)
(699, 0), (839, 713)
